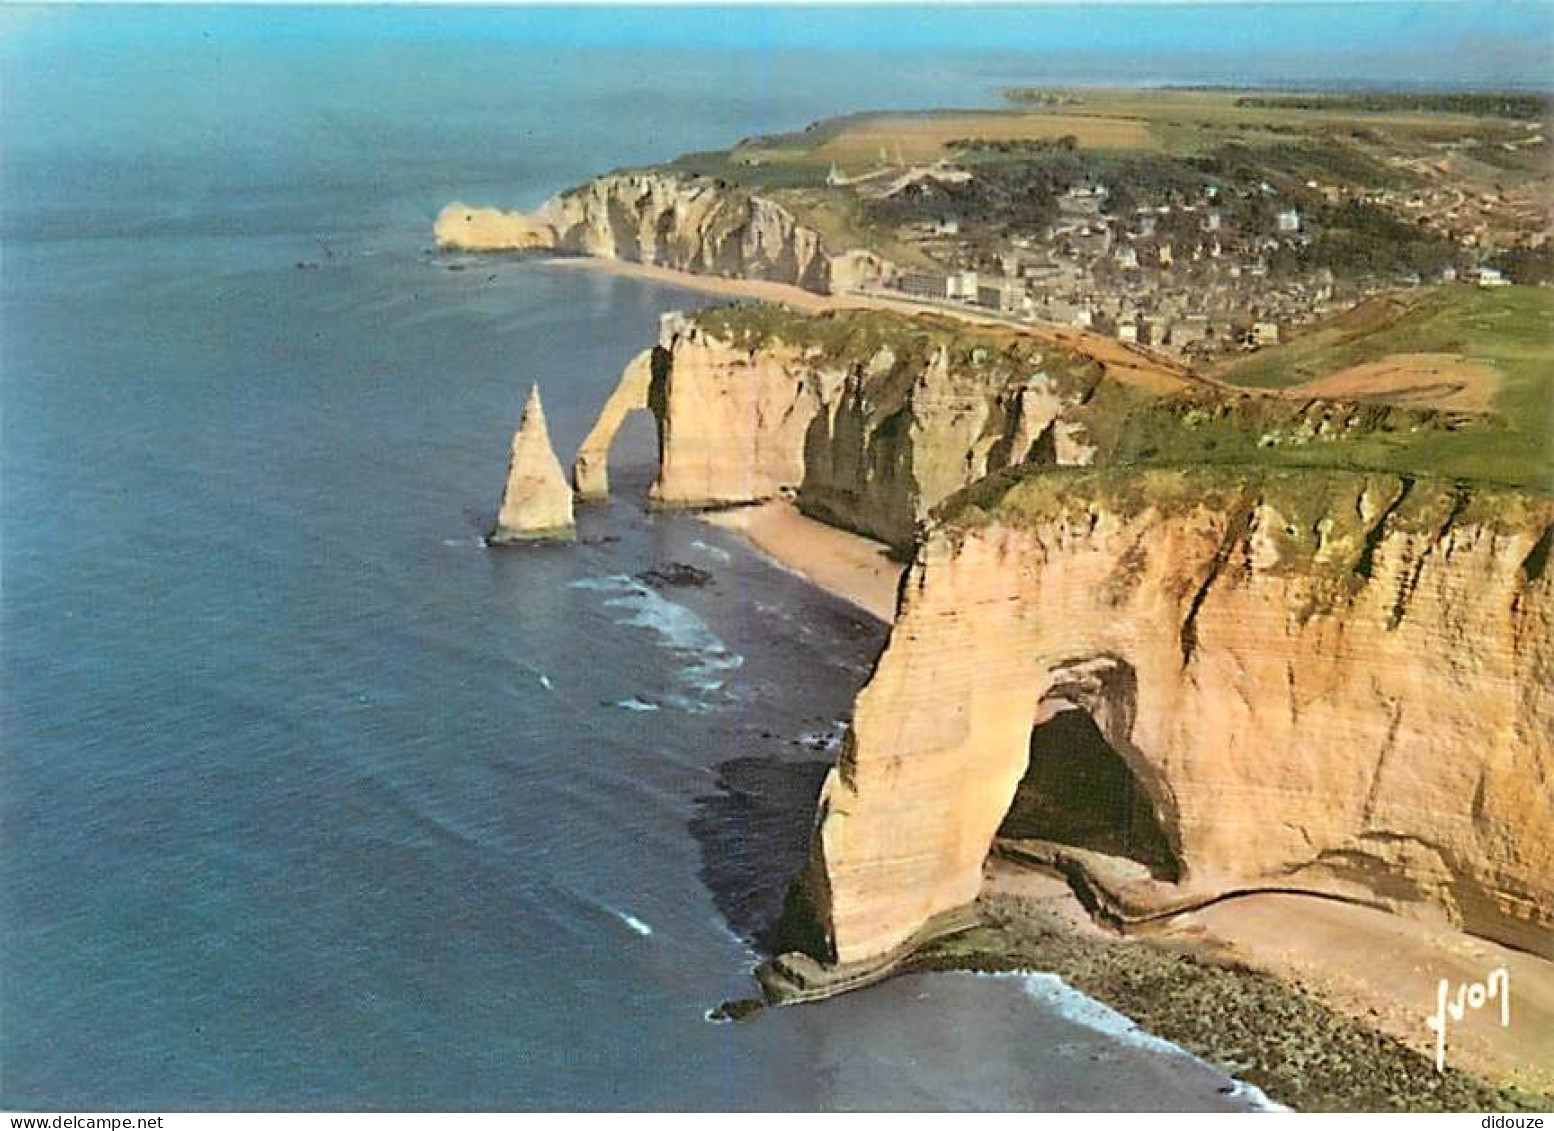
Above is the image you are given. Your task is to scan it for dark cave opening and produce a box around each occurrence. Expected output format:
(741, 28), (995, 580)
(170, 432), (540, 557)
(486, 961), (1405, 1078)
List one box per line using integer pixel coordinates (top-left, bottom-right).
(997, 707), (1180, 881)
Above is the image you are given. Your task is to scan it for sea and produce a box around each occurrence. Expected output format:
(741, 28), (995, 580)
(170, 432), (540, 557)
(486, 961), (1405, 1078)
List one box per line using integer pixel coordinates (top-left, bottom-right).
(3, 3), (1548, 1112)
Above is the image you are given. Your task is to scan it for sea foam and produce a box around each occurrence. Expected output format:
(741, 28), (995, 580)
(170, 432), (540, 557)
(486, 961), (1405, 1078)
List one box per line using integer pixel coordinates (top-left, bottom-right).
(617, 911), (654, 937)
(611, 697), (661, 713)
(1013, 973), (1289, 1111)
(570, 574), (743, 711)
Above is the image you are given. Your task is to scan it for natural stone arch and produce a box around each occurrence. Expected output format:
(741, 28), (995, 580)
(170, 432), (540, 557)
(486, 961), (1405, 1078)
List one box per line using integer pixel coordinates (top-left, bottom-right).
(571, 347), (664, 500)
(798, 632), (1191, 967)
(785, 522), (1219, 970)
(998, 657), (1182, 882)
(784, 482), (1554, 976)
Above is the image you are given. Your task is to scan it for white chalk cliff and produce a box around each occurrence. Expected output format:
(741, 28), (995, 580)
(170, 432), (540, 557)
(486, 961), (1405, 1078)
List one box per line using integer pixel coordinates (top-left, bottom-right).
(573, 306), (1134, 544)
(568, 303), (1553, 979)
(437, 173), (833, 293)
(796, 469), (1553, 966)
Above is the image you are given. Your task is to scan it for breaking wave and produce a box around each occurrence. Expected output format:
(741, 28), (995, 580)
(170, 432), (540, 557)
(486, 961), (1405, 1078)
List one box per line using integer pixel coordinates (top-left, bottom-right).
(1015, 973), (1288, 1112)
(616, 911), (654, 937)
(570, 574), (742, 712)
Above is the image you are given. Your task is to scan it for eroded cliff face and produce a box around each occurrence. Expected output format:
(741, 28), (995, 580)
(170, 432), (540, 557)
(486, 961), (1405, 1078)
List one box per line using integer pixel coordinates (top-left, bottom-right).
(582, 306), (1124, 545)
(437, 173), (832, 292)
(796, 467), (1554, 965)
(598, 305), (1465, 550)
(797, 331), (1105, 547)
(648, 324), (820, 508)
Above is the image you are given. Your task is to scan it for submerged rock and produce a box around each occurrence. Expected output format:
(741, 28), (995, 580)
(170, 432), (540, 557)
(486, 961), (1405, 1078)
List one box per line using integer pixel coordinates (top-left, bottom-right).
(488, 385), (575, 544)
(636, 562), (713, 589)
(706, 998), (766, 1023)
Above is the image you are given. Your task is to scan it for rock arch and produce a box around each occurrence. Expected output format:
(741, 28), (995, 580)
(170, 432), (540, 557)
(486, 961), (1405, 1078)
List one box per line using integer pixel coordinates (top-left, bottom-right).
(797, 637), (1192, 967)
(789, 482), (1554, 970)
(572, 348), (663, 500)
(999, 658), (1181, 882)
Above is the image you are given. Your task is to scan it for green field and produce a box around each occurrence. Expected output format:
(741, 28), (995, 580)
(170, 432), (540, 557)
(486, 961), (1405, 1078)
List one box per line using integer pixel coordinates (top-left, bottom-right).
(700, 87), (1542, 175)
(1216, 286), (1553, 490)
(696, 289), (1553, 496)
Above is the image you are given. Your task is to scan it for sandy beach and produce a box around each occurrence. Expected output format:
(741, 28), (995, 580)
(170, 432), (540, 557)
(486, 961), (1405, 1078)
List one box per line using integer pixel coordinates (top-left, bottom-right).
(700, 500), (902, 624)
(1165, 892), (1554, 1094)
(544, 255), (836, 311)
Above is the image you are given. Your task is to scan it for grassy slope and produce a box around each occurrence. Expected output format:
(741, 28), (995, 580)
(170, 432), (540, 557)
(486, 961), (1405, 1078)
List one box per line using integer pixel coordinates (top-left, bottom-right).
(694, 296), (1551, 497)
(948, 463), (1550, 549)
(720, 88), (1537, 170)
(703, 88), (1540, 178)
(1214, 285), (1553, 491)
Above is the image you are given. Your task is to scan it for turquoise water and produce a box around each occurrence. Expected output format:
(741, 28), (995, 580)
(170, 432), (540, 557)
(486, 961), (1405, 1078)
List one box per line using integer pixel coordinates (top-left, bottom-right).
(2, 4), (1539, 1111)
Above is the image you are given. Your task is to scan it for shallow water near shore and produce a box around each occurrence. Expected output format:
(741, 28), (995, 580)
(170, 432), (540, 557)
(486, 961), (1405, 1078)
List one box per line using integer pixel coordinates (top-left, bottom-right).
(9, 4), (1536, 1110)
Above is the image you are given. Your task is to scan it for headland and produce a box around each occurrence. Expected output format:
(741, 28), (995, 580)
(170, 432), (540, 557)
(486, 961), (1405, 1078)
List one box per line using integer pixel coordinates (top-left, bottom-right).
(446, 87), (1554, 1111)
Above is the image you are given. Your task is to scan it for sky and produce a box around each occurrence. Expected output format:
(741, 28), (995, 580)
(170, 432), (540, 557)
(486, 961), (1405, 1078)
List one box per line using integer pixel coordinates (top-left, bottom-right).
(1, 3), (1549, 88)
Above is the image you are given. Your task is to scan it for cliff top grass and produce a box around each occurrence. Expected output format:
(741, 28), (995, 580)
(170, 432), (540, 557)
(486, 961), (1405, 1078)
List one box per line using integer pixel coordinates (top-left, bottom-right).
(943, 464), (1554, 560)
(1214, 285), (1553, 490)
(698, 88), (1542, 175)
(1216, 285), (1550, 392)
(647, 89), (1545, 209)
(1072, 380), (1550, 493)
(694, 299), (1551, 497)
(945, 467), (1549, 630)
(691, 302), (1109, 397)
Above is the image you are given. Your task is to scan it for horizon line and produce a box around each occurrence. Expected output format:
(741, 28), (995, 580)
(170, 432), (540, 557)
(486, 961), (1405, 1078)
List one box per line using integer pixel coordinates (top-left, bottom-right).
(4, 0), (1535, 8)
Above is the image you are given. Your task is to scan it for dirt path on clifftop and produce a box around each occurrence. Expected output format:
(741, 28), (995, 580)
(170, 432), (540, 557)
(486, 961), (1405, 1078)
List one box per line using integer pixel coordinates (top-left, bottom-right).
(1283, 352), (1500, 412)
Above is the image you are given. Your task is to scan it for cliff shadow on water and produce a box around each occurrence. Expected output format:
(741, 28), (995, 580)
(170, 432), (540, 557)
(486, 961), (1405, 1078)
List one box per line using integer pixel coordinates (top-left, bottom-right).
(689, 754), (834, 954)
